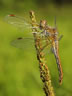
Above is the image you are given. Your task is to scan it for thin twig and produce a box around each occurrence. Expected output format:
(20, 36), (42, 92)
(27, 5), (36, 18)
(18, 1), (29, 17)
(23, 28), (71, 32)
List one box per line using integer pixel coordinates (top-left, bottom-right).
(29, 10), (55, 96)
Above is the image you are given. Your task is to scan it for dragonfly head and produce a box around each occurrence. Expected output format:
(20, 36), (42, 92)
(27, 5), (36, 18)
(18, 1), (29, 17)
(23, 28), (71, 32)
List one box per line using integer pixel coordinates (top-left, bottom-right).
(52, 27), (58, 36)
(40, 20), (47, 30)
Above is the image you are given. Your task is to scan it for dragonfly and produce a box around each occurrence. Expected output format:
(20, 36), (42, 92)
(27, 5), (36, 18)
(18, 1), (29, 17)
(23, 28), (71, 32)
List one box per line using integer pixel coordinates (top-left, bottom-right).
(5, 13), (63, 84)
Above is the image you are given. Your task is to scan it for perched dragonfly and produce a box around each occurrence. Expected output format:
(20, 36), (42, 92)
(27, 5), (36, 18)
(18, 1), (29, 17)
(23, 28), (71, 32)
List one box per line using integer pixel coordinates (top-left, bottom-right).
(5, 13), (63, 84)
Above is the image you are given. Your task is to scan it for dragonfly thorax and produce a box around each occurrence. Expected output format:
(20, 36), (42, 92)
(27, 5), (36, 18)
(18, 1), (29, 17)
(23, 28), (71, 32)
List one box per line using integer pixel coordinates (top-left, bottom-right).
(40, 20), (47, 30)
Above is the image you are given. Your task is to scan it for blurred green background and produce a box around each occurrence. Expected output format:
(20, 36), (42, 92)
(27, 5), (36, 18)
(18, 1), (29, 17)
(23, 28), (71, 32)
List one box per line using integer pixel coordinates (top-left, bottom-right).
(0, 0), (72, 96)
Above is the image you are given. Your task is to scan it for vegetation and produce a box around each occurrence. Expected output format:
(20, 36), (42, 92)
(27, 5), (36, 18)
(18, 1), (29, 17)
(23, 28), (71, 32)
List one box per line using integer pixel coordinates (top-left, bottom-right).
(0, 1), (72, 96)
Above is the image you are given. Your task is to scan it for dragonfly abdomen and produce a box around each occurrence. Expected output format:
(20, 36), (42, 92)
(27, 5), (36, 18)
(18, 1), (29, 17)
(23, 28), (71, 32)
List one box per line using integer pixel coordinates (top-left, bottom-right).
(52, 41), (63, 84)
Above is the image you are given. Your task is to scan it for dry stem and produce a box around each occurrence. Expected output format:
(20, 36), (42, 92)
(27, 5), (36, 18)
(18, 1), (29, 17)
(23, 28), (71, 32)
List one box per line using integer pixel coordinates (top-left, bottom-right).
(29, 10), (55, 96)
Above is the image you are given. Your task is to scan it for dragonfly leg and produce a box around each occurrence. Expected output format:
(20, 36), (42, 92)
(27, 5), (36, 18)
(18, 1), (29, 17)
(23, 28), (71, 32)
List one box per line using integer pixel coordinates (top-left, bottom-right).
(58, 35), (63, 41)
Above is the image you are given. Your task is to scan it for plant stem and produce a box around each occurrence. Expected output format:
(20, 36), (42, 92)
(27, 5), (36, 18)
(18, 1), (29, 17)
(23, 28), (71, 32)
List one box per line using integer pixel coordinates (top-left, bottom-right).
(29, 10), (55, 96)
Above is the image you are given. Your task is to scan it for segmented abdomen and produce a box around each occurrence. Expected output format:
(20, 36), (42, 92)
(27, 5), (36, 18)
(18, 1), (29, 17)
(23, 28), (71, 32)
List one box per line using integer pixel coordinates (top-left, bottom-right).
(52, 40), (63, 84)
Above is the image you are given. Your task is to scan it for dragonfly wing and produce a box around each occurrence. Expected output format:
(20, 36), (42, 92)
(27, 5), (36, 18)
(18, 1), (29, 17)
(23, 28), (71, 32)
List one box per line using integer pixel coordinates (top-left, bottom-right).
(11, 36), (52, 51)
(41, 38), (53, 54)
(11, 37), (35, 50)
(43, 45), (53, 54)
(5, 14), (38, 30)
(44, 34), (63, 54)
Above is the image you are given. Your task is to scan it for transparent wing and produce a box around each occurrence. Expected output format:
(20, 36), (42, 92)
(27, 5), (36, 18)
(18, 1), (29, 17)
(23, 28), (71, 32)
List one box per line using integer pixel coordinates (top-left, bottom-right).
(42, 42), (53, 54)
(11, 34), (62, 53)
(5, 14), (39, 30)
(11, 36), (53, 55)
(11, 37), (35, 50)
